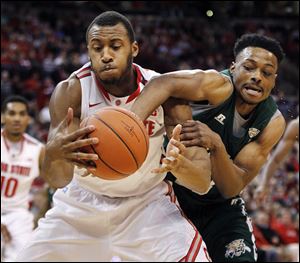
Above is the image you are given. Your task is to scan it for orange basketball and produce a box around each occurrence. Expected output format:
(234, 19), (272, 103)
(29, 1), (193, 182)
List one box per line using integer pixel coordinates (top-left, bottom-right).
(80, 107), (149, 180)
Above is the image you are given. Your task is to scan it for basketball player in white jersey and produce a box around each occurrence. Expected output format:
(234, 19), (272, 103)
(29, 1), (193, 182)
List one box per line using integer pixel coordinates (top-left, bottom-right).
(1, 96), (45, 262)
(15, 11), (211, 262)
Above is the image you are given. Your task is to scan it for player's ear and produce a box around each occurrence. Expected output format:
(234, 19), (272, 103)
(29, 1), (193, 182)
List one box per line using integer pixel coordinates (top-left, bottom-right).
(229, 61), (235, 73)
(132, 41), (139, 58)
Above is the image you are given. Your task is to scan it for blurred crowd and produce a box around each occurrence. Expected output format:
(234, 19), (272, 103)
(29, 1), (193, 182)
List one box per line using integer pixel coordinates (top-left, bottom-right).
(243, 146), (299, 261)
(1, 1), (298, 262)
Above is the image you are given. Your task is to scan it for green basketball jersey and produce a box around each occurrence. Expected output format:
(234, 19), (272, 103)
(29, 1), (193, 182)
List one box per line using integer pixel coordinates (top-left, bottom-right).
(168, 69), (278, 204)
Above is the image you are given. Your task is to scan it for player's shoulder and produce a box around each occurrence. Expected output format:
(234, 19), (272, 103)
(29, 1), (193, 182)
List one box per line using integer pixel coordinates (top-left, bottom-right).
(267, 110), (285, 130)
(133, 63), (160, 81)
(53, 69), (82, 103)
(23, 133), (44, 147)
(260, 111), (285, 144)
(285, 116), (299, 138)
(56, 62), (91, 91)
(73, 62), (92, 79)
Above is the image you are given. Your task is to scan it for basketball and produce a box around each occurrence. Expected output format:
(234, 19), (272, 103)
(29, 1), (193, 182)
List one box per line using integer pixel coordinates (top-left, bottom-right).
(80, 107), (149, 180)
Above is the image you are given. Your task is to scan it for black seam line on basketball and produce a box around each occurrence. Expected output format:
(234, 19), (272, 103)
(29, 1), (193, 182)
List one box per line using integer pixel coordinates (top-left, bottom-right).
(93, 116), (139, 170)
(90, 144), (128, 176)
(105, 108), (149, 152)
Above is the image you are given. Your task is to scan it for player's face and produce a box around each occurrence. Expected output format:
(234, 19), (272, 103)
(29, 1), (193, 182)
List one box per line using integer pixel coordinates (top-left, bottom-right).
(3, 102), (30, 136)
(87, 23), (138, 85)
(230, 47), (278, 105)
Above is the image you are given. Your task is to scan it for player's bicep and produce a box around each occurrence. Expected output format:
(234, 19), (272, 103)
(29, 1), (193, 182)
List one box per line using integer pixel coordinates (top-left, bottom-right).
(164, 69), (232, 103)
(234, 115), (285, 185)
(234, 142), (268, 185)
(48, 76), (81, 136)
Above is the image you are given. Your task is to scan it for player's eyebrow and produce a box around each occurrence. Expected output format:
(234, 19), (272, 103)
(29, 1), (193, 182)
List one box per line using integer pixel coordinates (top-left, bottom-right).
(245, 58), (275, 68)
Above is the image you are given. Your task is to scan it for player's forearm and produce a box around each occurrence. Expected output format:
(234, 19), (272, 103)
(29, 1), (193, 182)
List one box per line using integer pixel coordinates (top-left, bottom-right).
(41, 156), (74, 188)
(210, 141), (245, 198)
(132, 76), (173, 121)
(173, 147), (211, 194)
(260, 160), (279, 188)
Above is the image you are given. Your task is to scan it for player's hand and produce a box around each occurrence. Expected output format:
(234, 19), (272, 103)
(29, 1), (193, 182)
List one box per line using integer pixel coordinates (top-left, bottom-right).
(152, 124), (186, 173)
(45, 108), (99, 169)
(180, 120), (221, 152)
(1, 224), (12, 243)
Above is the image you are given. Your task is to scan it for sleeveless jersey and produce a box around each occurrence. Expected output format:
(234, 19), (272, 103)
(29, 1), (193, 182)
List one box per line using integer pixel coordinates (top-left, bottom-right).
(169, 69), (280, 204)
(73, 62), (165, 197)
(1, 130), (43, 212)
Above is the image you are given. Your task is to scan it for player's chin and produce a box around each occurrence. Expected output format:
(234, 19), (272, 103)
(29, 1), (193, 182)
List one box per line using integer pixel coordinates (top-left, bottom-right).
(99, 75), (119, 84)
(241, 94), (264, 105)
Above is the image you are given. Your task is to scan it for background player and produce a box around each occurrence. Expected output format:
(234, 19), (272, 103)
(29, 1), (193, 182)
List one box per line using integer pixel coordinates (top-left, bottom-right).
(255, 116), (298, 202)
(1, 95), (45, 262)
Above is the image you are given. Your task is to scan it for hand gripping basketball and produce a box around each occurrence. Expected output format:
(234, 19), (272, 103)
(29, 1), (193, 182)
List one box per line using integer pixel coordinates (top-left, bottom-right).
(80, 107), (149, 180)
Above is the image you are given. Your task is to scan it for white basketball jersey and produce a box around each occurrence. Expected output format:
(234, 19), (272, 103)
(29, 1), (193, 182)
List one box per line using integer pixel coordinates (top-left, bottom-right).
(1, 130), (43, 212)
(73, 62), (165, 197)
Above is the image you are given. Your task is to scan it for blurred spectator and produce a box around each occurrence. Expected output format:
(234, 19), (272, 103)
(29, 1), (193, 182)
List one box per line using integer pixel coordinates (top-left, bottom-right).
(252, 209), (283, 262)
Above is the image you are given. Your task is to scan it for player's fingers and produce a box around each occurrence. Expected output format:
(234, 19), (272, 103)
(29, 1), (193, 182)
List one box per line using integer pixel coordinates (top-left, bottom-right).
(172, 124), (182, 141)
(180, 131), (199, 141)
(68, 152), (99, 161)
(169, 139), (186, 154)
(151, 167), (169, 174)
(182, 120), (198, 127)
(64, 126), (96, 142)
(64, 137), (99, 151)
(181, 138), (201, 147)
(80, 169), (94, 177)
(71, 159), (97, 171)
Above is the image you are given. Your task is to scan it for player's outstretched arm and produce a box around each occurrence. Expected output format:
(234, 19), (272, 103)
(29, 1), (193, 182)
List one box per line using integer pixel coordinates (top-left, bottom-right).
(255, 117), (298, 201)
(131, 69), (232, 121)
(41, 76), (99, 188)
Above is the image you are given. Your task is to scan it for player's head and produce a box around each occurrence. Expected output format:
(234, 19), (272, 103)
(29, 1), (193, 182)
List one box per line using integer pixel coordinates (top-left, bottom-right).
(230, 33), (285, 105)
(1, 95), (30, 137)
(86, 11), (138, 86)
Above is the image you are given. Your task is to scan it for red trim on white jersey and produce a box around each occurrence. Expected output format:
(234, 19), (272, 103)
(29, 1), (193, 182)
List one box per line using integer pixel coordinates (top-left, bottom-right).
(1, 130), (25, 155)
(164, 181), (204, 262)
(77, 66), (92, 77)
(126, 64), (143, 104)
(78, 73), (91, 79)
(95, 76), (111, 101)
(94, 64), (144, 104)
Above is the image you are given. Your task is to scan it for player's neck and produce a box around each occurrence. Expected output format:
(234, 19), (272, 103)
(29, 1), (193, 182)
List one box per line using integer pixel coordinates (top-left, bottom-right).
(235, 99), (257, 118)
(101, 68), (137, 97)
(3, 130), (23, 143)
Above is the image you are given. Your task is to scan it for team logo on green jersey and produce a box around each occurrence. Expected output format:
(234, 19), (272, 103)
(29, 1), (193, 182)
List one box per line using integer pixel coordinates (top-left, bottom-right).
(225, 239), (251, 259)
(248, 128), (260, 138)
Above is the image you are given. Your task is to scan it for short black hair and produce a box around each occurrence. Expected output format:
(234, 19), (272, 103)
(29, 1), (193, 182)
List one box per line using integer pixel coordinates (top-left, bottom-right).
(86, 11), (135, 43)
(234, 33), (285, 64)
(1, 95), (29, 113)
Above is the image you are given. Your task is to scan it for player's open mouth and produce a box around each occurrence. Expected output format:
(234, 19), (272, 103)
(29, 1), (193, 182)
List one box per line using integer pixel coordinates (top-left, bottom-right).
(244, 85), (263, 97)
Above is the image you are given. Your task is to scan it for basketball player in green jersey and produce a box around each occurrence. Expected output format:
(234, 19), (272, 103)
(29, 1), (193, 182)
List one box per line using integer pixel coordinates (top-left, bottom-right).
(131, 33), (286, 261)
